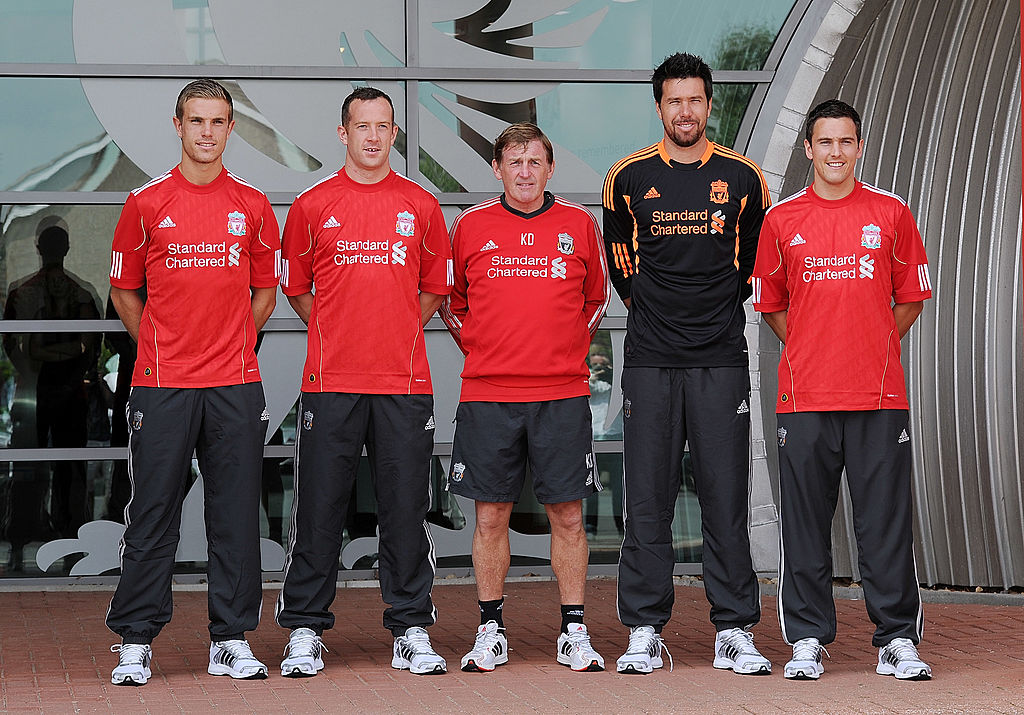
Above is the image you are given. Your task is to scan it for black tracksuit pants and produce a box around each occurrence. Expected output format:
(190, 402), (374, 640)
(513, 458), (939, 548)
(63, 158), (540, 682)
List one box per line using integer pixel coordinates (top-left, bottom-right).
(776, 410), (923, 647)
(617, 366), (760, 631)
(106, 383), (268, 644)
(275, 393), (437, 636)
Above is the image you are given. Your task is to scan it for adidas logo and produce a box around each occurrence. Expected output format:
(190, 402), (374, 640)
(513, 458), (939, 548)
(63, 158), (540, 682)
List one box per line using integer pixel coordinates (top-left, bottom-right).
(898, 429), (910, 444)
(789, 234), (806, 246)
(736, 399), (749, 414)
(323, 215), (341, 229)
(157, 216), (176, 229)
(644, 186), (661, 199)
(260, 409), (270, 421)
(480, 240), (499, 251)
(424, 415), (435, 431)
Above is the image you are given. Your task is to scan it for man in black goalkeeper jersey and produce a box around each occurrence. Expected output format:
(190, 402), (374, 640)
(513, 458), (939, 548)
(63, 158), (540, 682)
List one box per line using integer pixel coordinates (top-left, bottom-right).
(603, 53), (772, 676)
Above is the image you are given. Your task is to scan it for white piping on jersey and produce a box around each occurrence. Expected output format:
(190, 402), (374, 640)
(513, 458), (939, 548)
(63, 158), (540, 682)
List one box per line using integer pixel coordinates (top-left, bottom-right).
(295, 171), (340, 199)
(274, 249), (282, 280)
(148, 314), (160, 387)
(281, 258), (290, 288)
(917, 264), (931, 291)
(448, 196), (502, 235)
(553, 195), (611, 333)
(877, 329), (895, 409)
(130, 171), (173, 196)
(226, 170), (266, 195)
(751, 276), (761, 305)
(763, 188), (807, 216)
(110, 250), (123, 280)
(861, 182), (908, 206)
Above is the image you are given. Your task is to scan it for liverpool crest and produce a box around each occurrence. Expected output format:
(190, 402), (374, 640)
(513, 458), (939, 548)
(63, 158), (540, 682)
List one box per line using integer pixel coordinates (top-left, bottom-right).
(395, 211), (415, 237)
(557, 232), (575, 255)
(227, 211), (247, 236)
(861, 223), (882, 249)
(710, 180), (729, 204)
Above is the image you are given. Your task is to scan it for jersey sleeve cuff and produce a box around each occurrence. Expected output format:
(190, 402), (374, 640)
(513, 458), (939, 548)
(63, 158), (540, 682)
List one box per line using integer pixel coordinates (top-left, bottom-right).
(893, 291), (932, 303)
(281, 283), (313, 297)
(419, 282), (452, 296)
(110, 277), (145, 290)
(753, 301), (788, 313)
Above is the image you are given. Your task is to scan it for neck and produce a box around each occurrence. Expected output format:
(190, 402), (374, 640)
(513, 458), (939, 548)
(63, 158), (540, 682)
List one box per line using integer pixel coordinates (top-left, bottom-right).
(663, 134), (708, 164)
(813, 176), (857, 200)
(345, 160), (390, 185)
(179, 155), (223, 185)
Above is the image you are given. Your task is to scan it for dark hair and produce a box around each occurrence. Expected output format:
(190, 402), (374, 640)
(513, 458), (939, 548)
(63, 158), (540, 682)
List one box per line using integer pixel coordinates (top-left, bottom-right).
(493, 122), (553, 164)
(652, 53), (713, 104)
(805, 99), (862, 143)
(341, 86), (395, 126)
(175, 79), (233, 122)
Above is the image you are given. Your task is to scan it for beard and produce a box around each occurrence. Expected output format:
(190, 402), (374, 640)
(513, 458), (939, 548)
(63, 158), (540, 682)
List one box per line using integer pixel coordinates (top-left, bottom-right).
(665, 119), (705, 149)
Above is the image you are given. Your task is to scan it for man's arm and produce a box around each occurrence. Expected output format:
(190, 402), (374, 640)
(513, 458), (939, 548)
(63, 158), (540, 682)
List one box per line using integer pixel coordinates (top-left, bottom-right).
(287, 292), (313, 325)
(893, 301), (923, 338)
(602, 165), (637, 305)
(762, 310), (787, 343)
(251, 286), (277, 332)
(110, 286), (145, 341)
(420, 291), (444, 326)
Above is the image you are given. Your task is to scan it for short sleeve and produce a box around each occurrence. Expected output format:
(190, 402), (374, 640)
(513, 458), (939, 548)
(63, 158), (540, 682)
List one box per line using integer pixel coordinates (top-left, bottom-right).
(110, 193), (148, 290)
(418, 200), (452, 296)
(891, 203), (932, 303)
(281, 198), (314, 296)
(250, 196), (281, 288)
(751, 212), (789, 313)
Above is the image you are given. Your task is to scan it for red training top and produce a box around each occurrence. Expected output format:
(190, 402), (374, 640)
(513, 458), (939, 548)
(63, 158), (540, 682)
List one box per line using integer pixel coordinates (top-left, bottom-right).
(751, 181), (932, 412)
(110, 166), (281, 388)
(281, 168), (452, 394)
(440, 193), (610, 402)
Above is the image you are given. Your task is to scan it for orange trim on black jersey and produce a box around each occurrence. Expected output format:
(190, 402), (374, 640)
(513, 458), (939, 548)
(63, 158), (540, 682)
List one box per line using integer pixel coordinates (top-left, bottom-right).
(711, 143), (771, 209)
(603, 143), (659, 208)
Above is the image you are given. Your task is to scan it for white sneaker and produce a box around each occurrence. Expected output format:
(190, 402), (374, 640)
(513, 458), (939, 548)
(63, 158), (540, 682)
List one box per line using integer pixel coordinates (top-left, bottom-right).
(713, 627), (772, 675)
(281, 627), (328, 677)
(110, 643), (152, 686)
(556, 623), (605, 672)
(876, 638), (932, 680)
(392, 626), (447, 675)
(208, 639), (269, 679)
(784, 637), (827, 680)
(616, 626), (672, 674)
(461, 621), (509, 672)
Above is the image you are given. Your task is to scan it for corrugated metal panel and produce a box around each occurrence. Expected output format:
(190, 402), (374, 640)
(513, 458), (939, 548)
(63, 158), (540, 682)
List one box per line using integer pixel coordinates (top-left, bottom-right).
(779, 0), (1023, 588)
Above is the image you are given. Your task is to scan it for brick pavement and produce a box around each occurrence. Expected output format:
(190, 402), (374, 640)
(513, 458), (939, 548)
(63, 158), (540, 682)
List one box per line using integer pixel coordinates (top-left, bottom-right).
(1, 578), (1022, 713)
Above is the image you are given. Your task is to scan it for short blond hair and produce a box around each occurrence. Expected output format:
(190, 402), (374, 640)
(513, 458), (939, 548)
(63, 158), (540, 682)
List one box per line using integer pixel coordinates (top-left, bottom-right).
(175, 79), (233, 122)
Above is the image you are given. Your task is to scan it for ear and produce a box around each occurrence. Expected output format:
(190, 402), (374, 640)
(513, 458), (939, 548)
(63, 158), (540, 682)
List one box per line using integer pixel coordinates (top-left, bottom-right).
(492, 159), (502, 182)
(804, 139), (813, 161)
(856, 139), (864, 159)
(389, 123), (399, 146)
(173, 116), (183, 139)
(337, 124), (348, 146)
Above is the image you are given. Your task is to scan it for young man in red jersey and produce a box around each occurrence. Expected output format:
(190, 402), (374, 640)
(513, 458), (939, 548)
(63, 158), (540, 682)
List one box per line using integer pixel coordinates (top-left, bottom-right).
(604, 53), (772, 676)
(107, 79), (281, 685)
(752, 99), (933, 681)
(440, 123), (610, 673)
(276, 87), (452, 677)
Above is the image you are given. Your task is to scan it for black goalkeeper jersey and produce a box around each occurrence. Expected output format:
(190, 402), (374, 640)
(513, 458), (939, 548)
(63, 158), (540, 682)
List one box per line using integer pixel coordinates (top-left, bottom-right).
(602, 139), (770, 367)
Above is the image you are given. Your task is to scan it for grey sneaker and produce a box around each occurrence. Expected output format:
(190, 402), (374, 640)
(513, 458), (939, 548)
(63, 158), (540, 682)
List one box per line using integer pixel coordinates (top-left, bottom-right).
(461, 621), (509, 672)
(616, 626), (672, 674)
(208, 639), (268, 679)
(713, 627), (771, 675)
(784, 637), (827, 680)
(392, 627), (447, 675)
(876, 638), (932, 680)
(111, 643), (152, 686)
(556, 623), (605, 671)
(281, 627), (327, 677)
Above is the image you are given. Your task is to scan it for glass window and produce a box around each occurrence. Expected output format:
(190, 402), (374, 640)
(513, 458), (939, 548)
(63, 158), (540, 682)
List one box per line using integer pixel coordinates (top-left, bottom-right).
(0, 0), (74, 63)
(418, 81), (757, 193)
(421, 0), (793, 71)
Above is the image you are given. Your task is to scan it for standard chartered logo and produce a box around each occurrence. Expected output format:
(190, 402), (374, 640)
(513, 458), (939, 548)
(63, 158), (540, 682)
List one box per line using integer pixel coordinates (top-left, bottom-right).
(859, 255), (875, 279)
(228, 242), (241, 267)
(392, 240), (407, 265)
(551, 256), (567, 280)
(803, 253), (877, 282)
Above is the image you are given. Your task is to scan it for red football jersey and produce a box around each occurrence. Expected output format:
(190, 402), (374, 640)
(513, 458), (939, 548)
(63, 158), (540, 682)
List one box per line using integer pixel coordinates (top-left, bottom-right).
(440, 193), (610, 402)
(281, 168), (452, 394)
(751, 182), (932, 412)
(109, 166), (281, 388)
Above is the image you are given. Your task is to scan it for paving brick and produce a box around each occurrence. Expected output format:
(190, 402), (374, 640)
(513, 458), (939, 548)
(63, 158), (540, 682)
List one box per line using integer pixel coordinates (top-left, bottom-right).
(2, 581), (1023, 712)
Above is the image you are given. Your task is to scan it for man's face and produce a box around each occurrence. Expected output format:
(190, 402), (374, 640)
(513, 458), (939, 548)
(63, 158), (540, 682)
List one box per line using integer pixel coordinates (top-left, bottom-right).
(174, 97), (234, 166)
(338, 97), (398, 174)
(804, 116), (863, 191)
(656, 77), (711, 150)
(492, 139), (554, 213)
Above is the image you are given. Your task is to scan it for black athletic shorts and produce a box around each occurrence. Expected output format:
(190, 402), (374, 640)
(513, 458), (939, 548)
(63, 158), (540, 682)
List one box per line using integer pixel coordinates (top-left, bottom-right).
(448, 396), (599, 504)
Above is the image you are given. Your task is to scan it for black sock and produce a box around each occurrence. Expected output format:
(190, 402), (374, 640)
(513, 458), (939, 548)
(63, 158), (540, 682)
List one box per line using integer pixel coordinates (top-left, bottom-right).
(479, 598), (504, 629)
(561, 604), (585, 634)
